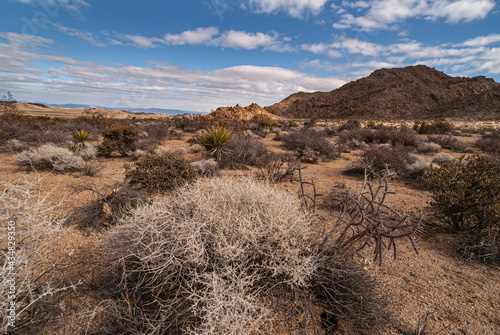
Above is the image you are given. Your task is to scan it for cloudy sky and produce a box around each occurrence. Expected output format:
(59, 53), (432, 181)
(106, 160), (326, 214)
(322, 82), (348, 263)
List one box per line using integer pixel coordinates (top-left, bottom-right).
(0, 0), (498, 112)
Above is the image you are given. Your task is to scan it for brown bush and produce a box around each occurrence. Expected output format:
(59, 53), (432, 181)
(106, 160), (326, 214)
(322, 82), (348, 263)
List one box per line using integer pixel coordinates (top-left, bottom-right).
(280, 127), (341, 162)
(124, 151), (198, 192)
(97, 124), (141, 157)
(360, 144), (415, 174)
(475, 130), (500, 157)
(427, 135), (467, 152)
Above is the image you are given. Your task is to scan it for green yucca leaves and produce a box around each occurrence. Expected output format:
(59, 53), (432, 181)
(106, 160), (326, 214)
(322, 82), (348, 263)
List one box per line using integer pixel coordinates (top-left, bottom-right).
(197, 125), (232, 162)
(71, 130), (92, 151)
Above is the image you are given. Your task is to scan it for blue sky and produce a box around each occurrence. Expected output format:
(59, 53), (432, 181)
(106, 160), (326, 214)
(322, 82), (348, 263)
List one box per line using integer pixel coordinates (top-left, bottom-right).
(0, 0), (499, 112)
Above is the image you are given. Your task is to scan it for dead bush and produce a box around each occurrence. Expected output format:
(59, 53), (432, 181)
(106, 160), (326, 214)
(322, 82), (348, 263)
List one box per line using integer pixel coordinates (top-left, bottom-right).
(14, 143), (85, 172)
(427, 135), (467, 152)
(0, 178), (81, 333)
(280, 127), (341, 163)
(190, 158), (219, 177)
(1, 139), (29, 153)
(417, 142), (441, 154)
(390, 126), (422, 148)
(94, 176), (388, 334)
(66, 185), (147, 230)
(255, 152), (296, 183)
(223, 132), (267, 168)
(475, 130), (500, 157)
(359, 144), (415, 174)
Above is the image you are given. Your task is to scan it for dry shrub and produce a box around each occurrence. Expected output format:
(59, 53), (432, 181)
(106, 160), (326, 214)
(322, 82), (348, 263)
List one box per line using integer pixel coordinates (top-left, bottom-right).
(66, 185), (147, 231)
(431, 152), (456, 166)
(404, 154), (432, 181)
(255, 151), (296, 183)
(280, 127), (341, 163)
(427, 135), (467, 152)
(190, 158), (219, 177)
(422, 155), (500, 233)
(75, 143), (97, 161)
(14, 143), (85, 172)
(33, 129), (72, 146)
(418, 119), (454, 134)
(0, 178), (81, 333)
(1, 139), (29, 153)
(390, 126), (422, 148)
(337, 119), (361, 132)
(475, 129), (500, 157)
(124, 151), (198, 192)
(94, 177), (388, 334)
(97, 124), (141, 157)
(417, 141), (441, 153)
(359, 144), (414, 174)
(223, 132), (267, 168)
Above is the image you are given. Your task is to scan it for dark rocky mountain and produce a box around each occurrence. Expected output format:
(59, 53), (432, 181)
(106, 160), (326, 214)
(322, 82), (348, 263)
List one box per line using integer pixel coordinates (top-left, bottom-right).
(265, 65), (500, 120)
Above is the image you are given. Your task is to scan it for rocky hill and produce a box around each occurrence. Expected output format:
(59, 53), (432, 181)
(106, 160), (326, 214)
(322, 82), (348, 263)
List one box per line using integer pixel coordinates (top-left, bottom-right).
(208, 103), (279, 120)
(265, 65), (500, 120)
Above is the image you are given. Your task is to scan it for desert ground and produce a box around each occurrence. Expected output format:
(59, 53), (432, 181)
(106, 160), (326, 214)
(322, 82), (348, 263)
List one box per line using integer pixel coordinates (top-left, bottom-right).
(1, 108), (499, 334)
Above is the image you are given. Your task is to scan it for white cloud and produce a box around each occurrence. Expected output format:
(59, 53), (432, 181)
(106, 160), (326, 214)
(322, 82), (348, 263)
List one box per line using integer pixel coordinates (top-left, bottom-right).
(0, 34), (344, 111)
(164, 27), (219, 45)
(299, 34), (499, 80)
(458, 34), (500, 47)
(49, 23), (104, 47)
(244, 0), (329, 17)
(12, 0), (90, 14)
(117, 28), (292, 52)
(218, 30), (277, 49)
(121, 34), (163, 48)
(334, 0), (496, 30)
(0, 32), (53, 46)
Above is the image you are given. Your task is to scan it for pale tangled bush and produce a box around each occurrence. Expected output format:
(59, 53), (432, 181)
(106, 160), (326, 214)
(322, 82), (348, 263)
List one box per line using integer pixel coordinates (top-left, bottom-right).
(14, 143), (84, 172)
(0, 178), (69, 331)
(190, 158), (218, 176)
(76, 143), (97, 161)
(432, 152), (457, 166)
(130, 149), (146, 160)
(104, 176), (317, 334)
(3, 139), (29, 152)
(405, 154), (432, 179)
(189, 144), (203, 153)
(155, 146), (186, 156)
(417, 141), (441, 153)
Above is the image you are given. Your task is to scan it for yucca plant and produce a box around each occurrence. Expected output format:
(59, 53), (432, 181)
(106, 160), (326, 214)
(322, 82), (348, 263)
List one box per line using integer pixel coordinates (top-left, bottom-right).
(197, 125), (232, 162)
(72, 130), (92, 150)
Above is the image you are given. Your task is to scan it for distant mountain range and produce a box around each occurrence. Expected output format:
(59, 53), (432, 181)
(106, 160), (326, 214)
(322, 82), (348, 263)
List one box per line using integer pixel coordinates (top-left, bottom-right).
(42, 103), (198, 116)
(264, 65), (500, 120)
